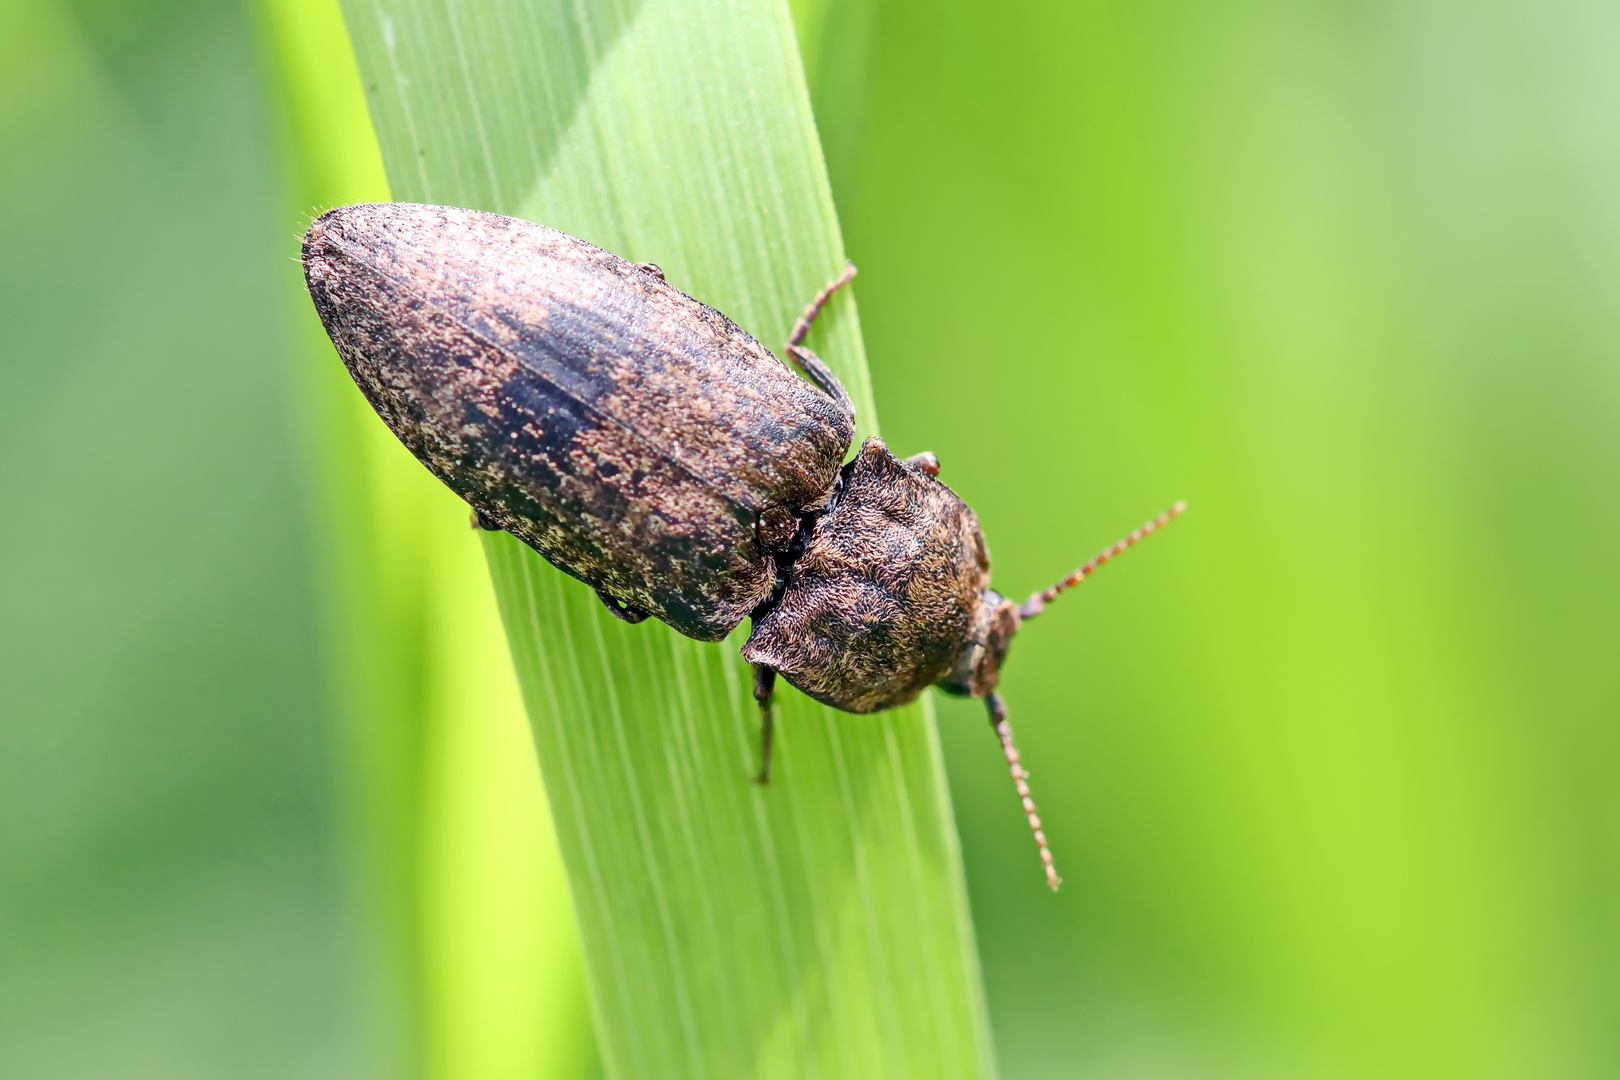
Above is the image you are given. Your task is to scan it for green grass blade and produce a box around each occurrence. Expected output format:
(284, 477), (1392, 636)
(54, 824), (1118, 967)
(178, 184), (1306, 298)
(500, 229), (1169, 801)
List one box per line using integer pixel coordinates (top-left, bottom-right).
(336, 0), (995, 1075)
(0, 1), (358, 1072)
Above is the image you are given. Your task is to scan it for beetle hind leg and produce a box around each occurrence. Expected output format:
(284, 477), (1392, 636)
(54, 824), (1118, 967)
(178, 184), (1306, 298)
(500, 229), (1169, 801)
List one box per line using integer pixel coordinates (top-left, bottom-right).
(786, 343), (856, 431)
(784, 262), (859, 431)
(788, 260), (857, 348)
(753, 664), (777, 784)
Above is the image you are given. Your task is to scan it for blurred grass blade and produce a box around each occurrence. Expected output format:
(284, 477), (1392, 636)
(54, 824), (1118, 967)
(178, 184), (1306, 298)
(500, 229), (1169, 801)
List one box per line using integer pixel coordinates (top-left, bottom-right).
(256, 0), (597, 1076)
(788, 0), (879, 217)
(0, 0), (359, 1072)
(337, 0), (996, 1075)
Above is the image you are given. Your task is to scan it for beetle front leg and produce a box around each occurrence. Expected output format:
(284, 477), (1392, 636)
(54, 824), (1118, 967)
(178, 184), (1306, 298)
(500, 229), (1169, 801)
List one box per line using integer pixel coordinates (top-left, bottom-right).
(753, 664), (777, 784)
(902, 451), (940, 476)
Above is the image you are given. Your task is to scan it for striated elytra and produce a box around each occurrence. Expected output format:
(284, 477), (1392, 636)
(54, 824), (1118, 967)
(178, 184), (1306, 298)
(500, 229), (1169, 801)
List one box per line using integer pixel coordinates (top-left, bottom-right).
(303, 202), (1183, 890)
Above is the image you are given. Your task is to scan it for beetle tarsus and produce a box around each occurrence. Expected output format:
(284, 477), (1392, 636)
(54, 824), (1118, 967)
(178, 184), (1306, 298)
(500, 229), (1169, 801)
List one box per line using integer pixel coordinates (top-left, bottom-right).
(596, 589), (651, 623)
(753, 664), (777, 784)
(788, 260), (857, 349)
(987, 692), (1060, 891)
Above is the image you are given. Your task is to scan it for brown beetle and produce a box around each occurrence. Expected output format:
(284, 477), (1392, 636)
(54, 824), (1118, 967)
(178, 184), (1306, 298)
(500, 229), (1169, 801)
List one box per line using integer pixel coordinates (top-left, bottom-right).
(302, 203), (1182, 890)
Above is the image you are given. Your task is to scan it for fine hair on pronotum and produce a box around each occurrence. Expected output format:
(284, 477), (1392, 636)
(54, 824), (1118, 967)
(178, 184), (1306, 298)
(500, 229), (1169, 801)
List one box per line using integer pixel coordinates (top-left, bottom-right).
(997, 500), (1187, 890)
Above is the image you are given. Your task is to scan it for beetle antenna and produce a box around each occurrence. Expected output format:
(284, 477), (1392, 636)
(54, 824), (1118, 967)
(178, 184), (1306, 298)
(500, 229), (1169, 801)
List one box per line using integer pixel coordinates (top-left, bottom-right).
(788, 260), (858, 348)
(1019, 500), (1186, 621)
(987, 692), (1059, 891)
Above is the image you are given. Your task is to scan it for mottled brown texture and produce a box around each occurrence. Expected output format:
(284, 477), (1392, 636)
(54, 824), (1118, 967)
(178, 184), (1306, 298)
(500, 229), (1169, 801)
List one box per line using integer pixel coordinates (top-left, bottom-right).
(741, 438), (1004, 713)
(302, 203), (855, 640)
(302, 201), (1183, 889)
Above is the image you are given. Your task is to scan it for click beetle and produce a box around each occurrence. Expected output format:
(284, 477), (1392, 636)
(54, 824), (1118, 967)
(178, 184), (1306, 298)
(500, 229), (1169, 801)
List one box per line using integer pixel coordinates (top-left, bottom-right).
(302, 202), (1182, 889)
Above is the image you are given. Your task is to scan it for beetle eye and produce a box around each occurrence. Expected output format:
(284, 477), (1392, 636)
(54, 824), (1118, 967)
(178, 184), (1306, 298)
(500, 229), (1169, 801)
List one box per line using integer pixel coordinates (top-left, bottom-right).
(938, 640), (984, 698)
(966, 594), (1021, 698)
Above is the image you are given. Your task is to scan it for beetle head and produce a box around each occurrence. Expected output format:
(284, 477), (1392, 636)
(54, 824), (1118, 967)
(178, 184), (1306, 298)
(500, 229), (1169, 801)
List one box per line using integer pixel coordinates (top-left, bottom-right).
(946, 503), (1185, 892)
(938, 589), (1022, 699)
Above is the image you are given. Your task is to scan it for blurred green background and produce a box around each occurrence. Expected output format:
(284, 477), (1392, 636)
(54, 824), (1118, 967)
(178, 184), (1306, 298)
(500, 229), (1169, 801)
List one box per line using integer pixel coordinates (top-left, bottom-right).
(3, 0), (1617, 1077)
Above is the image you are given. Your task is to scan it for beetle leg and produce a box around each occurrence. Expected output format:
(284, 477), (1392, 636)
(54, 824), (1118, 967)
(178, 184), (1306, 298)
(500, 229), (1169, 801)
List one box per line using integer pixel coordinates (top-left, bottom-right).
(784, 262), (859, 430)
(635, 261), (665, 280)
(987, 693), (1060, 891)
(596, 589), (650, 623)
(788, 260), (857, 348)
(753, 664), (777, 784)
(786, 343), (856, 431)
(902, 451), (941, 477)
(471, 508), (504, 531)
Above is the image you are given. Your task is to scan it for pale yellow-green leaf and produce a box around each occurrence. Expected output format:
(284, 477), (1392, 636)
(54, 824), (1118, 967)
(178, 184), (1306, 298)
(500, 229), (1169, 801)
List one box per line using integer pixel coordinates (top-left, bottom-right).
(257, 0), (596, 1076)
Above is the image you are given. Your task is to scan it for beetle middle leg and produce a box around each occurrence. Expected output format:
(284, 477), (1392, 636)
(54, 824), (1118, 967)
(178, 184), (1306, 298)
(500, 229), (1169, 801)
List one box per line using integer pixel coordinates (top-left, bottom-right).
(596, 589), (650, 623)
(753, 664), (777, 785)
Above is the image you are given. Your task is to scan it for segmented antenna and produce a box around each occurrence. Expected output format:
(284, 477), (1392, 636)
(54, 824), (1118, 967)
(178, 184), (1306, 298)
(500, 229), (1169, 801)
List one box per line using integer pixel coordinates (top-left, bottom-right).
(1019, 500), (1186, 620)
(988, 692), (1059, 890)
(788, 260), (858, 348)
